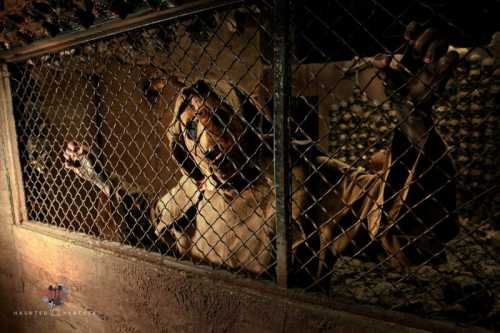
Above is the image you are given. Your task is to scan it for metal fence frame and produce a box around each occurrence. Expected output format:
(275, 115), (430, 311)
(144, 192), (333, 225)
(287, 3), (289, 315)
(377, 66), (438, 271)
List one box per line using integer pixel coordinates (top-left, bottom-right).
(0, 0), (296, 286)
(0, 0), (300, 287)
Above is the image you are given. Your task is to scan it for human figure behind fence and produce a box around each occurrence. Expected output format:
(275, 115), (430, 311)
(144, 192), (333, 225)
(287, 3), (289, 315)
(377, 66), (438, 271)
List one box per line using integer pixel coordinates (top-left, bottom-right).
(63, 22), (459, 291)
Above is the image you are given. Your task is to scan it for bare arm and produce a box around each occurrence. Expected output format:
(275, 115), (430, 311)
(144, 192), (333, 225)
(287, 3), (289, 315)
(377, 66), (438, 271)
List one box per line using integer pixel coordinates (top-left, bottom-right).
(373, 22), (459, 150)
(63, 141), (142, 202)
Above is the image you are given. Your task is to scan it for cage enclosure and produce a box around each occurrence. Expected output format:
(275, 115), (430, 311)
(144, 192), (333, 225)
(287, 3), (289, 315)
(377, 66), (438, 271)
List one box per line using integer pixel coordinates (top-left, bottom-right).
(1, 0), (499, 331)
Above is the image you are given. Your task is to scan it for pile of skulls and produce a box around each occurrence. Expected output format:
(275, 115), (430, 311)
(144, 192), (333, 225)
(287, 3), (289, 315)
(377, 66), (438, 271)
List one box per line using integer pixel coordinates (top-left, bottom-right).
(435, 47), (499, 219)
(328, 88), (398, 167)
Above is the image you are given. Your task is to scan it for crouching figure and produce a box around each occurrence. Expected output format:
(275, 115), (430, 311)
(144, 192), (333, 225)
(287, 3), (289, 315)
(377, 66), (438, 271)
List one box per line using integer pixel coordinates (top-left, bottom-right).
(63, 22), (459, 291)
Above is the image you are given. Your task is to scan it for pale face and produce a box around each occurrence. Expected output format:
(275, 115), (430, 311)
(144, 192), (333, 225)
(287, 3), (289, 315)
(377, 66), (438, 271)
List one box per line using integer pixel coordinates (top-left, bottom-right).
(179, 93), (249, 188)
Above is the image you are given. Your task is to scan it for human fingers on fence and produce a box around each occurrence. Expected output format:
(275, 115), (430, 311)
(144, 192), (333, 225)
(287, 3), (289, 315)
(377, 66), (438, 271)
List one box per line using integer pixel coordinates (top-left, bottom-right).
(401, 22), (447, 73)
(62, 140), (108, 192)
(372, 53), (405, 91)
(63, 140), (89, 171)
(407, 50), (459, 107)
(374, 21), (460, 108)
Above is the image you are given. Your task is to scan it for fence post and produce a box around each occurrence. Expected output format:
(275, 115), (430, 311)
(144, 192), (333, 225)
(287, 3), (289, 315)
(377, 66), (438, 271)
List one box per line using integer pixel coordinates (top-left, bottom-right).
(0, 63), (28, 225)
(272, 0), (291, 288)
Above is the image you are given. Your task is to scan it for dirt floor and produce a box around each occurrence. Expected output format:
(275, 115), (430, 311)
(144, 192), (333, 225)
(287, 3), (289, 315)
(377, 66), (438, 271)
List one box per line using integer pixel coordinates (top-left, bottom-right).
(330, 216), (500, 331)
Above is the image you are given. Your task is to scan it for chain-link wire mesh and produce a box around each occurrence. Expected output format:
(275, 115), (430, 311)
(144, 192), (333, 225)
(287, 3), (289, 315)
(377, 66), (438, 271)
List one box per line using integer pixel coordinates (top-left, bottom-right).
(5, 0), (500, 330)
(287, 0), (499, 329)
(10, 2), (278, 280)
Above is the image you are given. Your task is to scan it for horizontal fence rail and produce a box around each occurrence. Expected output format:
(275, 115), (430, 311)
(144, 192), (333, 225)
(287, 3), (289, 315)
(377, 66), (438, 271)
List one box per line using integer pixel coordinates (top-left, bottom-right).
(2, 0), (499, 331)
(0, 0), (247, 63)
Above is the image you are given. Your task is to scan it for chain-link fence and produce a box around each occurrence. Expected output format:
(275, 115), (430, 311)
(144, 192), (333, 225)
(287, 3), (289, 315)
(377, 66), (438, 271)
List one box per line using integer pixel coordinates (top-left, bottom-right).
(5, 0), (499, 330)
(286, 1), (499, 329)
